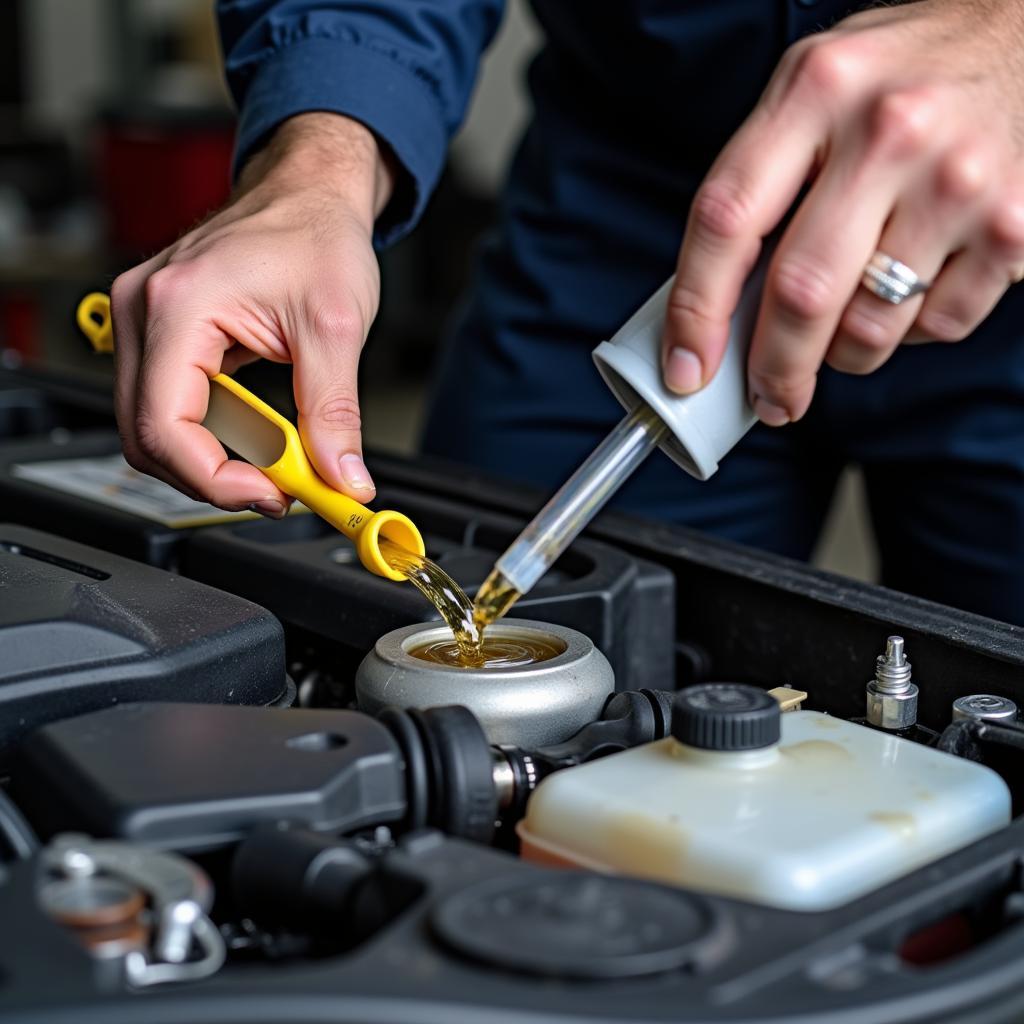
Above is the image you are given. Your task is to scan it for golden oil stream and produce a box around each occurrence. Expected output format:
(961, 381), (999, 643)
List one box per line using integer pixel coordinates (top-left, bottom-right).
(379, 540), (481, 661)
(472, 568), (522, 638)
(380, 542), (545, 668)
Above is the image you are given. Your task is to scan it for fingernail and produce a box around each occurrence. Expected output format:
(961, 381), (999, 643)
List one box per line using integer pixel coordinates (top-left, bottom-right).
(752, 395), (791, 428)
(248, 499), (286, 520)
(339, 453), (375, 492)
(664, 347), (703, 394)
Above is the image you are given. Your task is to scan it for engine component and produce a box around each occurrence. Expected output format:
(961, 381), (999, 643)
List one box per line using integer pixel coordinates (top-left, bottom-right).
(0, 787), (38, 862)
(0, 525), (287, 768)
(40, 873), (147, 960)
(431, 871), (724, 980)
(940, 717), (1024, 758)
(528, 688), (674, 766)
(374, 689), (679, 842)
(231, 825), (378, 940)
(229, 824), (438, 957)
(518, 684), (1011, 912)
(0, 434), (238, 568)
(182, 487), (675, 692)
(952, 694), (1019, 724)
(14, 704), (405, 851)
(17, 690), (674, 858)
(490, 688), (675, 826)
(232, 822), (728, 981)
(767, 685), (808, 711)
(866, 635), (919, 731)
(937, 715), (1024, 816)
(357, 620), (613, 747)
(378, 704), (497, 844)
(0, 367), (113, 440)
(38, 833), (223, 987)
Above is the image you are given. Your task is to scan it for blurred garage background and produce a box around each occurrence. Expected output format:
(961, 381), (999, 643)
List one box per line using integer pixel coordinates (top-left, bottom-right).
(0, 0), (876, 580)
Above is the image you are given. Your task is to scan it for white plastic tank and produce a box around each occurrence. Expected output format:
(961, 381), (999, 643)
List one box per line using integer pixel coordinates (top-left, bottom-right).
(518, 684), (1011, 912)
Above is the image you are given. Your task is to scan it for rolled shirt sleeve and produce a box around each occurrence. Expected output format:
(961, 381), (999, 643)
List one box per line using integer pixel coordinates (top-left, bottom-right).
(217, 1), (505, 245)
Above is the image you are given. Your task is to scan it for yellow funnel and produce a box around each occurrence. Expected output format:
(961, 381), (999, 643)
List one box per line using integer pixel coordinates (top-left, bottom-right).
(76, 292), (424, 580)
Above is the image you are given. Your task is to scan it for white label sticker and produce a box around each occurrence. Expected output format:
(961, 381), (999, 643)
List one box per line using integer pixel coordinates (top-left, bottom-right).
(13, 454), (270, 528)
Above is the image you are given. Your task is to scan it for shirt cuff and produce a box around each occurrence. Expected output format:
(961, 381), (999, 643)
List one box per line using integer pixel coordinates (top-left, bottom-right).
(232, 35), (449, 247)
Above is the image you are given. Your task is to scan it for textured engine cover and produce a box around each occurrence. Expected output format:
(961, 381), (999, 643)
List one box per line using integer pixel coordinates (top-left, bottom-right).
(0, 524), (286, 767)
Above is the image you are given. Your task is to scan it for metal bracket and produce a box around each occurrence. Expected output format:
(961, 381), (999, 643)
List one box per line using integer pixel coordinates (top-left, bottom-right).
(39, 833), (225, 987)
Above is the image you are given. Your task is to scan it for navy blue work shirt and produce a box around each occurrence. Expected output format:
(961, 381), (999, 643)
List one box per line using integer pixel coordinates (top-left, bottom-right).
(218, 1), (1024, 623)
(220, 1), (854, 245)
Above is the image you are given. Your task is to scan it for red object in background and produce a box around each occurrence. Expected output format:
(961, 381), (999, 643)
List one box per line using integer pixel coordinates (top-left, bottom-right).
(97, 110), (235, 259)
(899, 912), (976, 965)
(0, 291), (40, 360)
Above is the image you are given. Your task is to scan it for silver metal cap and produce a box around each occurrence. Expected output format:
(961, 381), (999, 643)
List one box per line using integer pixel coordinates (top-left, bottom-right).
(951, 694), (1018, 724)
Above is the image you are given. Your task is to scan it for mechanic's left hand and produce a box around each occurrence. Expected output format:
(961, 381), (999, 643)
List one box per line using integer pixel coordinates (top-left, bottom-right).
(662, 0), (1024, 425)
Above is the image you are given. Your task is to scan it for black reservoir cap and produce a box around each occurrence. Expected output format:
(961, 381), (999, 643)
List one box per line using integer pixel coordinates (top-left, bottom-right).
(672, 683), (780, 751)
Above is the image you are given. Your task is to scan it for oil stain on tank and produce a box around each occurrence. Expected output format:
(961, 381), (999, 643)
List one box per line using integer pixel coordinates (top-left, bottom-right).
(868, 811), (916, 840)
(603, 811), (688, 883)
(783, 740), (854, 766)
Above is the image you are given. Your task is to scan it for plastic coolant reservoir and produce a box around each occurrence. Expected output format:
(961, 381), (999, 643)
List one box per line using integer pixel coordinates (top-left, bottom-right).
(518, 684), (1012, 912)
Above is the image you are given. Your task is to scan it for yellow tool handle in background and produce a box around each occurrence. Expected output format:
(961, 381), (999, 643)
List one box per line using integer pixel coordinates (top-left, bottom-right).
(77, 292), (116, 353)
(75, 292), (424, 580)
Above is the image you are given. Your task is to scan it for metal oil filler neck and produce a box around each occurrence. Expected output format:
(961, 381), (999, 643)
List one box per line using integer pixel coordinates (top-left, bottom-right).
(866, 635), (918, 731)
(355, 620), (614, 748)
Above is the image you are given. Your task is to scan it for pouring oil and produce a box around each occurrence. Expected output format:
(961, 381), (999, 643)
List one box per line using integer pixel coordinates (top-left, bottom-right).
(379, 541), (546, 668)
(472, 569), (522, 636)
(408, 633), (564, 669)
(379, 404), (666, 664)
(379, 540), (481, 661)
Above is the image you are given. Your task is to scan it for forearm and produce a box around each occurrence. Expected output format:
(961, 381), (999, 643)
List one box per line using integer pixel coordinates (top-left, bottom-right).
(217, 0), (504, 245)
(237, 113), (397, 224)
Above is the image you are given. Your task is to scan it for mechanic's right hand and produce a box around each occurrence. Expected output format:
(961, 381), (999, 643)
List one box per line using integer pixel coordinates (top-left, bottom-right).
(111, 113), (395, 518)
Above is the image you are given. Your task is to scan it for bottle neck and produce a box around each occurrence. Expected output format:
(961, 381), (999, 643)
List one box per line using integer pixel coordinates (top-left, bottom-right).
(669, 738), (780, 769)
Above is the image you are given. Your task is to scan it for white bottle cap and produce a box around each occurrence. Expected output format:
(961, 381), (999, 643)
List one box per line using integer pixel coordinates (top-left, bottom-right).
(593, 258), (768, 481)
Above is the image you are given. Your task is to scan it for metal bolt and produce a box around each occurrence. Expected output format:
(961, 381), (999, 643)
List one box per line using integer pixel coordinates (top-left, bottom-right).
(866, 635), (918, 730)
(156, 900), (200, 964)
(59, 848), (97, 879)
(873, 637), (912, 692)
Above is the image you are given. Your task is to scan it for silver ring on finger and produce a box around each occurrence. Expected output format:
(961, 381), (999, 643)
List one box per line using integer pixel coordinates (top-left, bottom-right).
(861, 251), (931, 306)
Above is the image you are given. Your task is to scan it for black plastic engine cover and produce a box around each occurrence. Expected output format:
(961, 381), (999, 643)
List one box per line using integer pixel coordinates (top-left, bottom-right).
(0, 432), (192, 568)
(13, 704), (405, 851)
(0, 525), (286, 767)
(182, 486), (675, 692)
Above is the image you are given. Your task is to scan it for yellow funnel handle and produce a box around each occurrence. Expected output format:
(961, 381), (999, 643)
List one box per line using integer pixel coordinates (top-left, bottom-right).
(74, 293), (424, 580)
(207, 374), (423, 579)
(77, 292), (114, 353)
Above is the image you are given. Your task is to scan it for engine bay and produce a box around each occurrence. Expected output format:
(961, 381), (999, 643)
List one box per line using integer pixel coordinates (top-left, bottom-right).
(2, 376), (1024, 1024)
